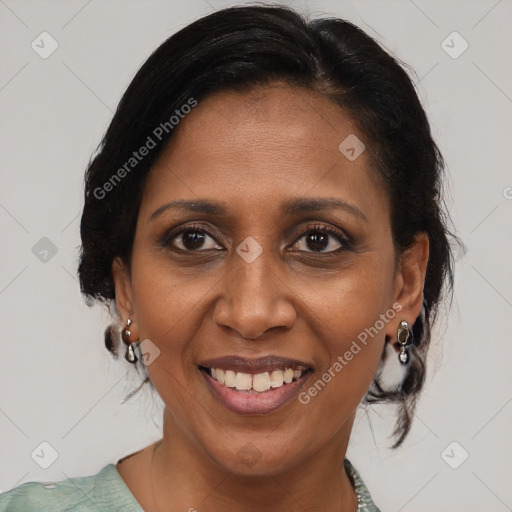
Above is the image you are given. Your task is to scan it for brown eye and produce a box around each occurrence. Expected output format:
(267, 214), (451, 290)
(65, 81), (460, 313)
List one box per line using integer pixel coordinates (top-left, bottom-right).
(304, 232), (334, 252)
(171, 229), (223, 251)
(180, 230), (206, 250)
(290, 225), (349, 253)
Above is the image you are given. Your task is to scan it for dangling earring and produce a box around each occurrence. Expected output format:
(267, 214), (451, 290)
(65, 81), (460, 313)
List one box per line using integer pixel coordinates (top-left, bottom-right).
(397, 320), (412, 365)
(122, 318), (137, 364)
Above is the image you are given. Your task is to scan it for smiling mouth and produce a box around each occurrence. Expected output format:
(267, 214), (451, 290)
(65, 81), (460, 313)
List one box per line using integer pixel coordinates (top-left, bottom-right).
(197, 355), (315, 414)
(199, 366), (313, 393)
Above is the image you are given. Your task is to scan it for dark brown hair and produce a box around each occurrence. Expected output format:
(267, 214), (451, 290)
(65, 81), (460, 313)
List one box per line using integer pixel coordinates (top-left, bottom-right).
(78, 4), (456, 448)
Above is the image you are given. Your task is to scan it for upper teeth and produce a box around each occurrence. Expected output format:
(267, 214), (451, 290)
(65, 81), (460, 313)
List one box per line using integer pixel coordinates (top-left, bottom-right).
(210, 368), (305, 392)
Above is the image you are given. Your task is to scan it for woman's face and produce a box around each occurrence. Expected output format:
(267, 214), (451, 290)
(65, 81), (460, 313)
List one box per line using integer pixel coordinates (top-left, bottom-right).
(114, 84), (426, 475)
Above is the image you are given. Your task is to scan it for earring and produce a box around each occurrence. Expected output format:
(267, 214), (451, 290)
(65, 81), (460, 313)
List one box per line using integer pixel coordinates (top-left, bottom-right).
(122, 318), (137, 364)
(397, 320), (412, 365)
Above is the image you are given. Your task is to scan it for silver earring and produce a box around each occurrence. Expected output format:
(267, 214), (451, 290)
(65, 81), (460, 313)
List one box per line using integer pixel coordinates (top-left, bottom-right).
(397, 320), (412, 365)
(125, 343), (137, 364)
(122, 319), (138, 364)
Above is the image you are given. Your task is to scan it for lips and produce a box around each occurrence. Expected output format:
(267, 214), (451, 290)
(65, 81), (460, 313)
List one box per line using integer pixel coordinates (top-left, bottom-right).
(198, 355), (313, 374)
(198, 355), (314, 415)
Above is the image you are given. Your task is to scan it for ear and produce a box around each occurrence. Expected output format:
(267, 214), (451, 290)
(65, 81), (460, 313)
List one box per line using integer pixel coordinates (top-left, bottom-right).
(112, 256), (139, 338)
(386, 232), (429, 351)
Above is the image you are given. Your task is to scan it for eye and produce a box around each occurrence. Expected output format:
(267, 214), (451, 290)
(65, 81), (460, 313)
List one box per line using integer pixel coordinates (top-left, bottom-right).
(163, 225), (224, 252)
(289, 224), (349, 253)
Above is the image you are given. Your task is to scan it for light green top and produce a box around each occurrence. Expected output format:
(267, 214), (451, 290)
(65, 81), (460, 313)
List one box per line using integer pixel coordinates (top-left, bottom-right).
(0, 458), (380, 511)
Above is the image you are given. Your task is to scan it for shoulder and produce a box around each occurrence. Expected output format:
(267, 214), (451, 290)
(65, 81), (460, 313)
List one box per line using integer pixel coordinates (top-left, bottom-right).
(0, 464), (142, 512)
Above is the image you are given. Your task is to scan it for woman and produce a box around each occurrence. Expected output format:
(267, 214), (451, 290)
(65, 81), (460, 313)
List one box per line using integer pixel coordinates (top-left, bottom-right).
(0, 4), (454, 511)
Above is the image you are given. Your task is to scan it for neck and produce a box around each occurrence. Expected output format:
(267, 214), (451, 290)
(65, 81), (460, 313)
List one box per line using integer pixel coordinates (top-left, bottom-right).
(149, 408), (358, 512)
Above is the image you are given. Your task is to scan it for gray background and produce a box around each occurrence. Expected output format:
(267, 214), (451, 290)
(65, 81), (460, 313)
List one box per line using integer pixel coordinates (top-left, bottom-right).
(1, 0), (511, 510)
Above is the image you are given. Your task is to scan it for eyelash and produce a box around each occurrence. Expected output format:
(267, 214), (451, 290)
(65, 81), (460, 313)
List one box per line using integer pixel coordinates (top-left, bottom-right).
(159, 222), (352, 254)
(290, 224), (351, 253)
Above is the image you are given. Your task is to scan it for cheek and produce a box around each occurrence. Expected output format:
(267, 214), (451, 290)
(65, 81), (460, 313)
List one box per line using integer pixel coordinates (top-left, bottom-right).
(131, 252), (223, 333)
(300, 254), (395, 399)
(128, 263), (211, 418)
(305, 252), (395, 348)
(129, 256), (222, 380)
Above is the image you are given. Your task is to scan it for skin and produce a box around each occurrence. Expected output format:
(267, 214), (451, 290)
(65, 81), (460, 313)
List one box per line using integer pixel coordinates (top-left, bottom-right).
(112, 83), (429, 512)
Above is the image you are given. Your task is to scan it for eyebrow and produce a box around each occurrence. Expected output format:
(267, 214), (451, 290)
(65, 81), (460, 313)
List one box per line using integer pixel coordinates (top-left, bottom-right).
(150, 197), (368, 223)
(281, 197), (368, 223)
(150, 199), (229, 220)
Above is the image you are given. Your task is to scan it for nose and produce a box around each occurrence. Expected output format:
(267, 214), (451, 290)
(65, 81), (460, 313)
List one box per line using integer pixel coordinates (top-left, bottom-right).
(212, 249), (296, 340)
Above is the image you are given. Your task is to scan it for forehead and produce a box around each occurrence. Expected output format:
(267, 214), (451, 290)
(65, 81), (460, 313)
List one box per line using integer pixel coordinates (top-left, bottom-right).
(171, 84), (358, 156)
(140, 84), (389, 223)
